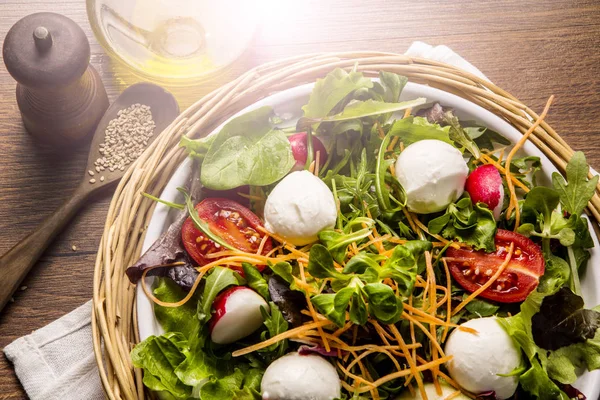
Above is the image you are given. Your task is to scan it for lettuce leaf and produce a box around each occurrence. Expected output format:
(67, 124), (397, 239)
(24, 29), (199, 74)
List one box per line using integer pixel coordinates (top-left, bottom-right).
(153, 278), (199, 339)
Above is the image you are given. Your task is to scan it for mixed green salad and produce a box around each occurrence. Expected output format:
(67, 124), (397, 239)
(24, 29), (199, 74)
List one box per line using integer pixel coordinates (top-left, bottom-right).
(126, 68), (600, 400)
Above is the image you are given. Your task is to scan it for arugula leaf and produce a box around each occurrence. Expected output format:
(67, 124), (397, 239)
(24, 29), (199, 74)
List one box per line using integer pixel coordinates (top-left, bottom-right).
(180, 187), (235, 251)
(363, 283), (403, 324)
(298, 98), (426, 131)
(307, 244), (350, 280)
(443, 111), (481, 158)
(242, 263), (270, 300)
(375, 132), (406, 212)
(386, 116), (453, 146)
(201, 106), (295, 190)
(131, 333), (192, 400)
(198, 266), (243, 324)
(552, 151), (599, 217)
(531, 287), (600, 351)
(153, 278), (199, 339)
(259, 302), (289, 357)
(302, 68), (374, 119)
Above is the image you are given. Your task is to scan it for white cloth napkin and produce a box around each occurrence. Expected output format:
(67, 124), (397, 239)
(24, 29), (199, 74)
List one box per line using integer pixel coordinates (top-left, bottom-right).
(2, 43), (484, 400)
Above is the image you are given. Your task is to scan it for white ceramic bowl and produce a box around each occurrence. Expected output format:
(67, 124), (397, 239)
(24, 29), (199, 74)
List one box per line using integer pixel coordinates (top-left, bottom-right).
(136, 82), (600, 398)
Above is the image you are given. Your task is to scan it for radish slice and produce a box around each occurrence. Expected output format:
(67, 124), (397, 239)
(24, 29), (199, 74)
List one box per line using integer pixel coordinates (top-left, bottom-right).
(209, 286), (268, 344)
(465, 164), (504, 220)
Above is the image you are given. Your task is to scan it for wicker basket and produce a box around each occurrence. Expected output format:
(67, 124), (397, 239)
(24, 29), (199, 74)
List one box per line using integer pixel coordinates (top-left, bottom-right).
(91, 52), (600, 400)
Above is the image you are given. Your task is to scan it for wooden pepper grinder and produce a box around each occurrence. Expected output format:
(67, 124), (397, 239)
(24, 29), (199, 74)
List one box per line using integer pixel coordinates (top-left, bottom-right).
(3, 12), (109, 148)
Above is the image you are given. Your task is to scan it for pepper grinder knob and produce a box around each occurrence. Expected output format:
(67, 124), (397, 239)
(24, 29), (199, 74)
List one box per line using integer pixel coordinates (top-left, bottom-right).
(33, 26), (52, 51)
(3, 12), (109, 148)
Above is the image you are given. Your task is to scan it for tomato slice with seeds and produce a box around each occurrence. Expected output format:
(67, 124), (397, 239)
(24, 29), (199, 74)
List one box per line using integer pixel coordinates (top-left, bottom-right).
(181, 198), (272, 272)
(446, 229), (545, 303)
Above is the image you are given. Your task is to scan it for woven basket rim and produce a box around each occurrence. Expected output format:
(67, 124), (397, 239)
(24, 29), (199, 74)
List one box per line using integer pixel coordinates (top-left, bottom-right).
(91, 52), (600, 400)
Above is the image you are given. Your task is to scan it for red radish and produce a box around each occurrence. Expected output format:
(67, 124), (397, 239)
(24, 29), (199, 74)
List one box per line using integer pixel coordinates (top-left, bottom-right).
(288, 132), (328, 171)
(209, 286), (268, 344)
(465, 165), (505, 220)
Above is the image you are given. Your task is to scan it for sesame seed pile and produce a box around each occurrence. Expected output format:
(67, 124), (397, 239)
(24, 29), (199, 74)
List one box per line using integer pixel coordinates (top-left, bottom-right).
(91, 103), (155, 183)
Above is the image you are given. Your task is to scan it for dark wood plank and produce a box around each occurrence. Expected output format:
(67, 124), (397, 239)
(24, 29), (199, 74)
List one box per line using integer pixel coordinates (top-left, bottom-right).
(0, 0), (599, 398)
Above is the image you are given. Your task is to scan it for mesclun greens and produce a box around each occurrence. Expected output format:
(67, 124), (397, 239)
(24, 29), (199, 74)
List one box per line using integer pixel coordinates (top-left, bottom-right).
(131, 68), (600, 400)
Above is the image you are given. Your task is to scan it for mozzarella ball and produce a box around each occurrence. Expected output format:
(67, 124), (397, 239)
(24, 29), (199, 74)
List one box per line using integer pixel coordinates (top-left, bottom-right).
(396, 381), (470, 399)
(394, 139), (468, 214)
(261, 352), (341, 400)
(444, 317), (522, 399)
(264, 171), (337, 245)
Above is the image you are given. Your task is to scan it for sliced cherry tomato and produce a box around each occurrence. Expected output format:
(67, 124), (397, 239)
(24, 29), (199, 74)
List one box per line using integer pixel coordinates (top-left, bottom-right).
(181, 198), (272, 272)
(446, 229), (545, 303)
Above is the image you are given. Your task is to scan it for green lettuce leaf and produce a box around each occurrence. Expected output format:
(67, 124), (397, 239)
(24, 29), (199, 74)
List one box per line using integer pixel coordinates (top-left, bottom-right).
(153, 278), (199, 339)
(302, 68), (374, 119)
(386, 116), (453, 146)
(131, 333), (192, 400)
(201, 106), (295, 190)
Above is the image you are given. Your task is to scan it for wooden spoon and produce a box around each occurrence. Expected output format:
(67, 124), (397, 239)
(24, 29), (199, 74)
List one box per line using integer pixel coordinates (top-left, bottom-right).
(0, 82), (179, 312)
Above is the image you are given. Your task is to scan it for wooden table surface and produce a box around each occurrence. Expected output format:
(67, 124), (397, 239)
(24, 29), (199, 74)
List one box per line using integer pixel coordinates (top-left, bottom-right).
(0, 0), (599, 398)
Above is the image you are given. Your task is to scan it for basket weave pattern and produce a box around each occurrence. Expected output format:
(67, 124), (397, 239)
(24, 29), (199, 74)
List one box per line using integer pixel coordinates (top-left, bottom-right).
(91, 52), (600, 399)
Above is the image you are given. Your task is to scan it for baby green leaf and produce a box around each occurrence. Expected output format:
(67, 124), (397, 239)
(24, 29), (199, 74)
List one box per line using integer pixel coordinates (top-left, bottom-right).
(363, 283), (402, 324)
(242, 263), (270, 301)
(344, 253), (381, 274)
(270, 261), (293, 284)
(387, 116), (453, 146)
(552, 151), (599, 217)
(311, 294), (346, 327)
(201, 106), (295, 190)
(307, 244), (349, 280)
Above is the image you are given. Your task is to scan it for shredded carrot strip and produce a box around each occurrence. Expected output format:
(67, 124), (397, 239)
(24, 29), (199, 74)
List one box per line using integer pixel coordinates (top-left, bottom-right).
(256, 234), (269, 256)
(315, 150), (321, 177)
(387, 135), (400, 152)
(386, 323), (426, 399)
(479, 153), (530, 193)
(505, 96), (554, 229)
(256, 225), (296, 248)
(402, 208), (419, 235)
(452, 242), (515, 316)
(140, 263), (205, 308)
(442, 259), (453, 342)
(412, 217), (461, 249)
(403, 108), (412, 118)
(401, 312), (446, 356)
(445, 391), (464, 400)
(337, 361), (376, 388)
(232, 319), (333, 357)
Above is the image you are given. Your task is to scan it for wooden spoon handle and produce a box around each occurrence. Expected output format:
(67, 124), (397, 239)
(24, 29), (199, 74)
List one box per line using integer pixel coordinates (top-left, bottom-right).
(0, 186), (90, 312)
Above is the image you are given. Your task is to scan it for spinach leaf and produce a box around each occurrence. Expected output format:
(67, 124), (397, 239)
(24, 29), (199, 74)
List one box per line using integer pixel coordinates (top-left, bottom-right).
(198, 266), (244, 324)
(531, 287), (600, 351)
(242, 263), (270, 301)
(386, 116), (453, 146)
(307, 244), (350, 280)
(302, 68), (373, 119)
(153, 278), (199, 339)
(201, 106), (295, 190)
(552, 151), (598, 217)
(298, 99), (426, 130)
(180, 134), (214, 162)
(363, 283), (403, 324)
(464, 297), (500, 317)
